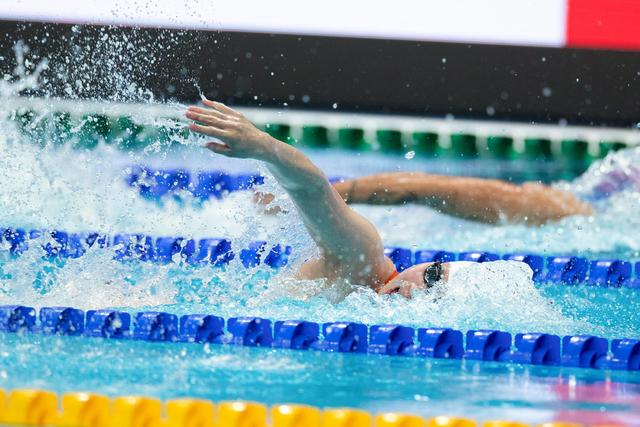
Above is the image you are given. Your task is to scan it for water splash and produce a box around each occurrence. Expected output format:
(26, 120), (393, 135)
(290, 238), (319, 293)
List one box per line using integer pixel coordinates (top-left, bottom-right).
(365, 148), (640, 259)
(247, 260), (593, 336)
(0, 36), (638, 340)
(4, 247), (628, 337)
(0, 125), (636, 337)
(0, 36), (314, 315)
(0, 41), (48, 99)
(564, 146), (640, 202)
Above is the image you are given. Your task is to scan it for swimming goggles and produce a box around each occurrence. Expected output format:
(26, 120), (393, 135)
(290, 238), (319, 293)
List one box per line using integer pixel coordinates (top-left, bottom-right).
(423, 262), (444, 289)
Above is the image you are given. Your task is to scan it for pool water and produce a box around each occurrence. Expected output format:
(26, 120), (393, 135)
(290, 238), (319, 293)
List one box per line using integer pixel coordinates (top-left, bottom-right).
(1, 253), (639, 340)
(1, 98), (640, 425)
(0, 332), (639, 425)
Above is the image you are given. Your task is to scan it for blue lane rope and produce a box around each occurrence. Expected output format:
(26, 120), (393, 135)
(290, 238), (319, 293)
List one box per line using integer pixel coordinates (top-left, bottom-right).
(125, 166), (265, 200)
(0, 228), (291, 269)
(1, 227), (639, 288)
(384, 247), (640, 289)
(0, 304), (638, 371)
(124, 166), (344, 200)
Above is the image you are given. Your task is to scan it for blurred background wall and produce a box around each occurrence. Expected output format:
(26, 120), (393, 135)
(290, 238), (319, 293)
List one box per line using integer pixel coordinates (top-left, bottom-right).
(1, 0), (639, 125)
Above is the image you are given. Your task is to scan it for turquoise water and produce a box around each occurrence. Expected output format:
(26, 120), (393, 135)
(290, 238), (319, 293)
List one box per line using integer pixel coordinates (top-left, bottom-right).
(1, 103), (640, 424)
(0, 332), (639, 425)
(1, 38), (639, 426)
(1, 252), (639, 339)
(0, 242), (639, 424)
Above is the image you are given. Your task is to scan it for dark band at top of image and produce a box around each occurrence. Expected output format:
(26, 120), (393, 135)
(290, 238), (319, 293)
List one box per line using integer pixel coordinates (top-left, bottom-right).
(1, 0), (639, 51)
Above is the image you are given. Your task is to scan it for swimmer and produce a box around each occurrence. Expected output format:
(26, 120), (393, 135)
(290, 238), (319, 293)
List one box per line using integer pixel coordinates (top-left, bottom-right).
(257, 172), (594, 225)
(185, 100), (475, 297)
(253, 149), (640, 226)
(331, 146), (640, 225)
(332, 172), (594, 226)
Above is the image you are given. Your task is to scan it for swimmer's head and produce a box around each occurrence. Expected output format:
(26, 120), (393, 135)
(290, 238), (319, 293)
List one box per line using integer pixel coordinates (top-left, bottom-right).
(378, 261), (479, 298)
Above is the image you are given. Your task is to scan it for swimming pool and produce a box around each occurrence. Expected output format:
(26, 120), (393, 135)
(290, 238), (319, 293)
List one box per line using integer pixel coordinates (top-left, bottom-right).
(1, 331), (640, 424)
(1, 97), (639, 426)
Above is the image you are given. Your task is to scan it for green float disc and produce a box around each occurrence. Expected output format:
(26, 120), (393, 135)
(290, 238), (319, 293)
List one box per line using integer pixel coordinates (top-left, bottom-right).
(153, 118), (189, 146)
(376, 129), (404, 152)
(155, 125), (174, 145)
(14, 109), (48, 144)
(337, 127), (366, 150)
(16, 110), (49, 145)
(83, 115), (111, 138)
(77, 114), (111, 149)
(485, 136), (514, 159)
(52, 112), (72, 145)
(412, 131), (439, 156)
(264, 123), (293, 144)
(114, 116), (145, 150)
(14, 109), (35, 132)
(301, 125), (329, 147)
(522, 138), (553, 160)
(599, 141), (627, 158)
(449, 133), (478, 158)
(560, 139), (590, 161)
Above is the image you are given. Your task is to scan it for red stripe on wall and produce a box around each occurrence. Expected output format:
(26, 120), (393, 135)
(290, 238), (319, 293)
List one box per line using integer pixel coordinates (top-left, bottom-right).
(567, 0), (640, 50)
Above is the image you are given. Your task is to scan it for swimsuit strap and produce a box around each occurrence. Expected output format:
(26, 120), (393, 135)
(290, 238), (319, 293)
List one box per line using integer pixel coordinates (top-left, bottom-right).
(385, 269), (399, 284)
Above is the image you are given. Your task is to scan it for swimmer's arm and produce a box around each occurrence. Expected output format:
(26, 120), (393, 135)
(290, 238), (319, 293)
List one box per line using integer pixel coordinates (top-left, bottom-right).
(262, 144), (391, 283)
(185, 100), (392, 288)
(334, 172), (593, 225)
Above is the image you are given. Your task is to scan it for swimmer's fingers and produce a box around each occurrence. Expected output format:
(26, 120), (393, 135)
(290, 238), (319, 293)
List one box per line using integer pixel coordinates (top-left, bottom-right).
(189, 123), (227, 139)
(377, 281), (400, 295)
(185, 110), (230, 128)
(204, 141), (232, 154)
(187, 106), (228, 120)
(202, 99), (241, 117)
(377, 281), (416, 299)
(254, 191), (276, 205)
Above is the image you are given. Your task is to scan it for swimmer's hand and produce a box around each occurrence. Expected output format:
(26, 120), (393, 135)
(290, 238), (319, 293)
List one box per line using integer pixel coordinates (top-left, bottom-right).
(185, 99), (272, 159)
(377, 280), (424, 299)
(186, 98), (391, 291)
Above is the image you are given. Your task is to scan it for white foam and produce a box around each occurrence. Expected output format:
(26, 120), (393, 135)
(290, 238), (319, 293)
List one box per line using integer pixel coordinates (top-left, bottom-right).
(358, 149), (640, 256)
(0, 40), (633, 337)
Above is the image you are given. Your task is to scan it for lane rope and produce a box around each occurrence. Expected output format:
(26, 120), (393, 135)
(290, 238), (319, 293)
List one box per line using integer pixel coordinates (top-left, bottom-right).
(0, 386), (570, 427)
(0, 304), (638, 372)
(2, 227), (638, 288)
